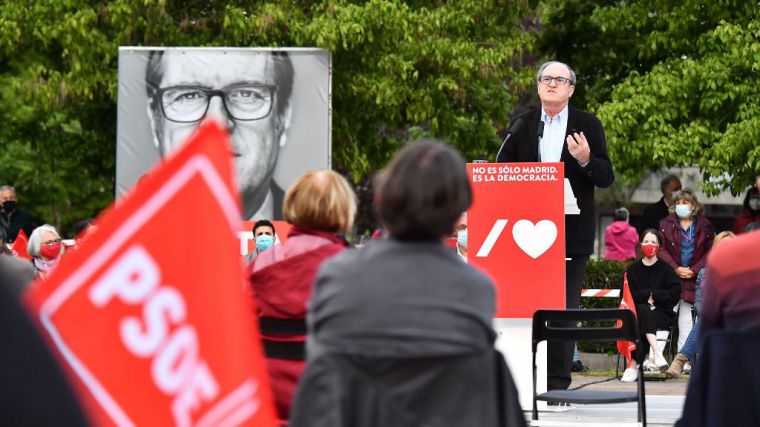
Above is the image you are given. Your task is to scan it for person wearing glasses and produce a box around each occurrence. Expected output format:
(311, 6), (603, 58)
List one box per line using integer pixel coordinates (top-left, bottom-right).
(27, 224), (66, 277)
(145, 50), (294, 220)
(497, 61), (614, 391)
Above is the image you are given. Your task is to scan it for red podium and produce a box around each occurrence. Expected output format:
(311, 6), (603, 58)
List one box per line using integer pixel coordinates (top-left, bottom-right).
(467, 162), (566, 316)
(467, 162), (569, 409)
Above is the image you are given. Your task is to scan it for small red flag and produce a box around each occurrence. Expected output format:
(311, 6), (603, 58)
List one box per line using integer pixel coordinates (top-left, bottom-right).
(25, 120), (278, 427)
(616, 272), (638, 364)
(12, 229), (31, 260)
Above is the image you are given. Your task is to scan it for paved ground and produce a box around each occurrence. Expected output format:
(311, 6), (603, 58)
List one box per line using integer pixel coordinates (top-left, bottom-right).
(570, 372), (689, 395)
(524, 372), (690, 426)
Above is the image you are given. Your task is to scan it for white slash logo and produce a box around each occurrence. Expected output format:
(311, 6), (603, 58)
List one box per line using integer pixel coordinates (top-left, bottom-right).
(475, 219), (509, 257)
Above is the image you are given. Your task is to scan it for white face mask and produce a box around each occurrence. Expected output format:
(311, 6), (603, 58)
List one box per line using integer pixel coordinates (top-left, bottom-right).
(749, 197), (760, 211)
(675, 203), (692, 219)
(456, 229), (467, 249)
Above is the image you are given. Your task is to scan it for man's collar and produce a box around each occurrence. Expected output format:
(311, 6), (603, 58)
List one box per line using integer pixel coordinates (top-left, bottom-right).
(541, 105), (569, 124)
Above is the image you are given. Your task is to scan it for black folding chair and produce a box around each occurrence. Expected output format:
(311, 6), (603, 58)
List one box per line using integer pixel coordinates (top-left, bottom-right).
(532, 309), (646, 426)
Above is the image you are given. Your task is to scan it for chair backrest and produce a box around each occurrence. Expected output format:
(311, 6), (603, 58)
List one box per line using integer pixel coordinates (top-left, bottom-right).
(291, 349), (521, 427)
(532, 308), (639, 353)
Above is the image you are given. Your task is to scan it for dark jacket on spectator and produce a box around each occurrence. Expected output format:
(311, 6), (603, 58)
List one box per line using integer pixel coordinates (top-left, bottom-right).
(658, 214), (715, 304)
(0, 208), (39, 243)
(637, 197), (669, 236)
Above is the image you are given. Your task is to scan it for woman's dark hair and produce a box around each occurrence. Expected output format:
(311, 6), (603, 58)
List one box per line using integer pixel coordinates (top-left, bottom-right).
(252, 219), (276, 235)
(613, 207), (629, 222)
(374, 139), (471, 241)
(72, 219), (93, 238)
(742, 186), (759, 211)
(639, 228), (662, 246)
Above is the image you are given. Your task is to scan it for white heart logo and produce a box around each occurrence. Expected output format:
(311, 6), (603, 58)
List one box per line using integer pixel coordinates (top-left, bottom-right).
(511, 220), (558, 259)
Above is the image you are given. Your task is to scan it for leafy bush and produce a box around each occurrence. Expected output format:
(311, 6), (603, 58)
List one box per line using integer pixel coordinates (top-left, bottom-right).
(580, 259), (629, 310)
(579, 259), (633, 354)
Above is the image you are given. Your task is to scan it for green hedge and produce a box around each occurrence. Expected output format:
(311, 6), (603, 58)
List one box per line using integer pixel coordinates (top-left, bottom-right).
(579, 259), (633, 354)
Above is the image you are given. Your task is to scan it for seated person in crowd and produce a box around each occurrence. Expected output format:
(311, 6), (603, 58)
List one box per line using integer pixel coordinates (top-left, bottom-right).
(290, 140), (518, 427)
(658, 189), (715, 353)
(700, 228), (760, 339)
(0, 185), (40, 243)
(620, 229), (681, 383)
(637, 175), (681, 235)
(733, 186), (760, 235)
(0, 228), (17, 257)
(27, 225), (66, 278)
(604, 207), (639, 261)
(247, 170), (355, 423)
(667, 231), (735, 379)
(453, 212), (467, 262)
(245, 219), (277, 266)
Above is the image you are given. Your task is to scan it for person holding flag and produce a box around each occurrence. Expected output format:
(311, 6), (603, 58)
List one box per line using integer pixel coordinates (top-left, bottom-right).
(620, 229), (681, 382)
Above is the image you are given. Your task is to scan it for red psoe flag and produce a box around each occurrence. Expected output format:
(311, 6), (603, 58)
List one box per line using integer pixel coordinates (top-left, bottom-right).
(616, 272), (638, 365)
(12, 229), (31, 260)
(25, 121), (277, 427)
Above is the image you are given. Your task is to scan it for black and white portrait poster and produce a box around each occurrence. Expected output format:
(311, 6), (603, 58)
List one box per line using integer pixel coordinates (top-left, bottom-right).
(116, 47), (331, 220)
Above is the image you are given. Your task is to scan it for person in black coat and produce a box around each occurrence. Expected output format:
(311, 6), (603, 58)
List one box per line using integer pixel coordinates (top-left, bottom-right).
(619, 228), (681, 382)
(497, 61), (614, 390)
(637, 175), (682, 235)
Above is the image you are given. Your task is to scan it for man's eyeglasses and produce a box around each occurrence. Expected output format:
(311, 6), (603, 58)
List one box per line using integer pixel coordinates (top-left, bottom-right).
(154, 83), (277, 123)
(539, 75), (573, 86)
(43, 238), (62, 246)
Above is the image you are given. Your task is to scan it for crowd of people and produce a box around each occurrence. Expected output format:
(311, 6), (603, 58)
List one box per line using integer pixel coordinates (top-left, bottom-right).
(599, 174), (760, 387)
(2, 59), (760, 425)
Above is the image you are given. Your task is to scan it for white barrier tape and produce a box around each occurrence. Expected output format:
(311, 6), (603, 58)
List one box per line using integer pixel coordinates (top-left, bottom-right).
(580, 289), (620, 298)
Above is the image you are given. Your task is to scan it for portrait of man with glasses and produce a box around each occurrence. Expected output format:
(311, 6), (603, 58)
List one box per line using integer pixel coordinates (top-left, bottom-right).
(496, 60), (614, 392)
(115, 48), (330, 221)
(145, 50), (293, 220)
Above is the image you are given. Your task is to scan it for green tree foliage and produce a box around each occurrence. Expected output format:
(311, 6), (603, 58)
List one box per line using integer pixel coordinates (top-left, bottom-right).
(0, 0), (536, 233)
(538, 1), (760, 194)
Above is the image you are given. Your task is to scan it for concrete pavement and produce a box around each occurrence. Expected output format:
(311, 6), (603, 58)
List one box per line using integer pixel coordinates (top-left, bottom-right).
(524, 372), (690, 426)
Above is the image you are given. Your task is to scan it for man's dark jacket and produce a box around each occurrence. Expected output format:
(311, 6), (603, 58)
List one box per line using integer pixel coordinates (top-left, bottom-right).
(638, 196), (669, 235)
(497, 106), (614, 256)
(0, 208), (39, 243)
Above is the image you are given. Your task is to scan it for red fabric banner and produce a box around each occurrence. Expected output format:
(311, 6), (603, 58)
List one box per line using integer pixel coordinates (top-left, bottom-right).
(616, 272), (638, 364)
(12, 229), (31, 260)
(25, 120), (277, 427)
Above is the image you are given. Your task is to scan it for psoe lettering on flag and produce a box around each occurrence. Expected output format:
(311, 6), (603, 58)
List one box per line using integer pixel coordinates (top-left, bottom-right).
(24, 120), (278, 427)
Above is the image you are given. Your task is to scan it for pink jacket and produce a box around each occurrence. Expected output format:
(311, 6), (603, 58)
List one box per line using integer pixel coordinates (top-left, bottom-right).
(604, 221), (639, 261)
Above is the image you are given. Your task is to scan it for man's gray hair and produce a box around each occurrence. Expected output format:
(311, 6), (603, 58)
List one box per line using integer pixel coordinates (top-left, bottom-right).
(27, 224), (60, 258)
(660, 174), (680, 195)
(0, 185), (16, 194)
(536, 61), (577, 85)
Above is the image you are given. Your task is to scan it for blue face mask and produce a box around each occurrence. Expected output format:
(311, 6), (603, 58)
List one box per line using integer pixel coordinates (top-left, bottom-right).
(675, 204), (692, 219)
(255, 235), (274, 252)
(457, 229), (467, 249)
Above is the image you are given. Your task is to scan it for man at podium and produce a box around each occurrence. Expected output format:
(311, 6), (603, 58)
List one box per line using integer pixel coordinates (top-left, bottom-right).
(497, 61), (614, 391)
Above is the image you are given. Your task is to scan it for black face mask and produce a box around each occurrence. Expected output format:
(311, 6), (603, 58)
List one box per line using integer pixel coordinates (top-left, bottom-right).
(1, 200), (16, 212)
